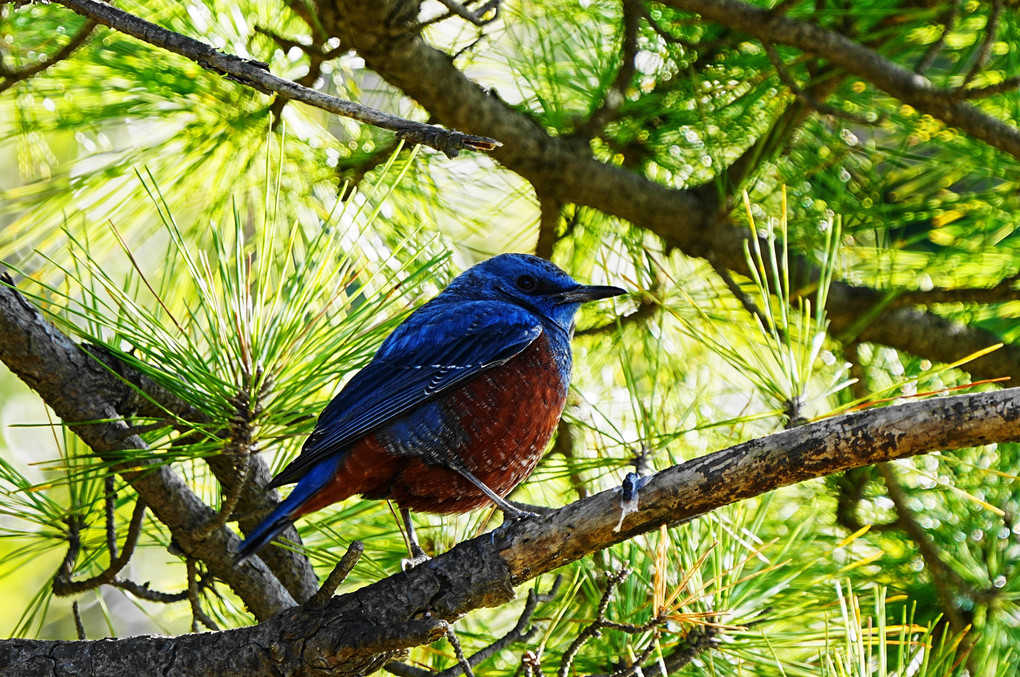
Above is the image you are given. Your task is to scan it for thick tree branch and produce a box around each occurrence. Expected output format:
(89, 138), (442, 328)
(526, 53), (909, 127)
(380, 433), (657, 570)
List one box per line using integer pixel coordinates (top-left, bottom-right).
(51, 0), (499, 157)
(325, 0), (1020, 385)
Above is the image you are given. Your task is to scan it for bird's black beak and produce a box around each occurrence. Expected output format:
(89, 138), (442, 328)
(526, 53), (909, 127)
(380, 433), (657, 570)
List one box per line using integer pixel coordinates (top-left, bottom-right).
(556, 284), (627, 304)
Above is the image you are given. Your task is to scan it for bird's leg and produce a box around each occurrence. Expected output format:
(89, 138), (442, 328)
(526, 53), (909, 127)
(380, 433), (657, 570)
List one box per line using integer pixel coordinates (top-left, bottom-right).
(400, 506), (431, 570)
(447, 461), (538, 521)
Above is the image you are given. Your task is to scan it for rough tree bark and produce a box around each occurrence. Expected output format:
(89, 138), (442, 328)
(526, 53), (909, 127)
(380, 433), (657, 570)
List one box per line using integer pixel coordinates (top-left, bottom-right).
(3, 263), (1020, 675)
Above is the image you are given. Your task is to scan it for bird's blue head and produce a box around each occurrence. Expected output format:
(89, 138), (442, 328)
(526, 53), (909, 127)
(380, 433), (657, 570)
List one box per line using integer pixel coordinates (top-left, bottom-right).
(444, 253), (626, 336)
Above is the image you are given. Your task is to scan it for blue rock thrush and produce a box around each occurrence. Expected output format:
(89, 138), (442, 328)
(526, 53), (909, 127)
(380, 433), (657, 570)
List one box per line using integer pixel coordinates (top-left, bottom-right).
(236, 253), (625, 565)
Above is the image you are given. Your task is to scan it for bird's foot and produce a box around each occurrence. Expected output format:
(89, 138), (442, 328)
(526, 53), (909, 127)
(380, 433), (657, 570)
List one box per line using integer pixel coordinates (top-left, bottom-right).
(503, 507), (539, 522)
(401, 544), (432, 571)
(499, 500), (540, 523)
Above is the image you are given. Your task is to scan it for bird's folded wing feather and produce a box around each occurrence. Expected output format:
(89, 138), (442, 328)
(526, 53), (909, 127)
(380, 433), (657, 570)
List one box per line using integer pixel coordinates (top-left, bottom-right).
(267, 301), (543, 487)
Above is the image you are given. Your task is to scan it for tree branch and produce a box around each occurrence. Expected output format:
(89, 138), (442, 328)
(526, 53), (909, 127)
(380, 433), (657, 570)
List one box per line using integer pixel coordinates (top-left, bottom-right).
(888, 271), (1020, 308)
(0, 277), (296, 620)
(660, 0), (1020, 160)
(324, 0), (1020, 385)
(0, 16), (96, 94)
(959, 0), (1001, 89)
(432, 0), (501, 27)
(51, 0), (500, 157)
(385, 577), (559, 677)
(875, 463), (968, 633)
(52, 497), (147, 596)
(576, 0), (641, 138)
(309, 541), (364, 606)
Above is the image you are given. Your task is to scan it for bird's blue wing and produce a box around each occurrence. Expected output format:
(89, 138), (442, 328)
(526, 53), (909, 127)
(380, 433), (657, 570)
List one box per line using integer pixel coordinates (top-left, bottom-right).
(267, 300), (543, 488)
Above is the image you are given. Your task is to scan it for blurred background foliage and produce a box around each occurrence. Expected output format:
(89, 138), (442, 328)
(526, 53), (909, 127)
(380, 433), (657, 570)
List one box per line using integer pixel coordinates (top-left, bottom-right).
(1, 0), (1018, 675)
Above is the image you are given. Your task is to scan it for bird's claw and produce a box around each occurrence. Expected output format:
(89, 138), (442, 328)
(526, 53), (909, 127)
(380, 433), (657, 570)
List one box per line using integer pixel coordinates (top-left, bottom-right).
(489, 508), (537, 550)
(490, 524), (514, 550)
(401, 550), (432, 571)
(503, 507), (539, 523)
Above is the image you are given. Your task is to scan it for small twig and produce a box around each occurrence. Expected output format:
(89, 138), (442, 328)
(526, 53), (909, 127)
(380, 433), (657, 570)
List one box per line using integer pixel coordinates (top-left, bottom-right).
(309, 541), (364, 606)
(708, 257), (782, 339)
(960, 0), (1001, 88)
(454, 577), (560, 672)
(605, 626), (718, 677)
(386, 576), (561, 677)
(53, 0), (501, 157)
(0, 17), (97, 94)
(110, 578), (189, 604)
(433, 0), (501, 27)
(764, 42), (876, 125)
(632, 444), (653, 478)
(193, 383), (260, 540)
(53, 498), (147, 596)
(445, 625), (475, 677)
(947, 75), (1020, 100)
(419, 0), (487, 28)
(578, 0), (641, 137)
(104, 476), (118, 558)
(915, 0), (960, 75)
(609, 630), (661, 677)
(254, 26), (345, 125)
(557, 567), (631, 677)
(71, 601), (87, 640)
(187, 559), (220, 632)
(253, 26), (344, 60)
(521, 651), (546, 677)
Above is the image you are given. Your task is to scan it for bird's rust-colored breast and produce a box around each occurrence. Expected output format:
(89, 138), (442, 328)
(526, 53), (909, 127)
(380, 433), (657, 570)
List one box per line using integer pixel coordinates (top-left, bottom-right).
(392, 332), (568, 513)
(295, 333), (568, 517)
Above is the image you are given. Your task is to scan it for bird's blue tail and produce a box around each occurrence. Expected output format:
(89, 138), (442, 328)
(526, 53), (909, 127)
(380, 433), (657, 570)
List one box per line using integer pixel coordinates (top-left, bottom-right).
(235, 456), (341, 564)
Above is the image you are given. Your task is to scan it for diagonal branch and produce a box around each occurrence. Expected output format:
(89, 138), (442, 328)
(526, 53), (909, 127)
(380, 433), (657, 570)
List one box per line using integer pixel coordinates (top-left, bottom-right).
(659, 0), (1020, 160)
(889, 271), (1020, 308)
(0, 277), (295, 620)
(576, 0), (642, 138)
(0, 17), (97, 94)
(82, 346), (320, 604)
(52, 0), (500, 158)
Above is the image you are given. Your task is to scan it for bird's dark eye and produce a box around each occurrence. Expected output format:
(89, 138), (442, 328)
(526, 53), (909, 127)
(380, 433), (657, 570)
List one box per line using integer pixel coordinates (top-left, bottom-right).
(515, 274), (538, 292)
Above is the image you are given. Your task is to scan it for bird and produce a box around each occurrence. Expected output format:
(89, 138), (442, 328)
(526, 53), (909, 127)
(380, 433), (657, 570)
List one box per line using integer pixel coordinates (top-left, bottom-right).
(235, 253), (625, 565)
